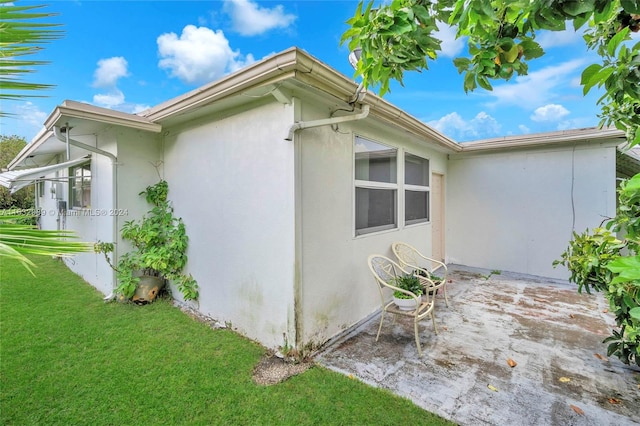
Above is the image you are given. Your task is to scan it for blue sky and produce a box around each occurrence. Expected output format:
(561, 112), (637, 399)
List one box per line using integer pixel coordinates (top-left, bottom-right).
(1, 0), (629, 143)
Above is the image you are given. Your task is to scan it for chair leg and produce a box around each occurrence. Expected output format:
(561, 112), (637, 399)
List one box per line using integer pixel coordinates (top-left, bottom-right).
(431, 312), (438, 335)
(376, 310), (385, 342)
(443, 283), (450, 307)
(414, 319), (423, 357)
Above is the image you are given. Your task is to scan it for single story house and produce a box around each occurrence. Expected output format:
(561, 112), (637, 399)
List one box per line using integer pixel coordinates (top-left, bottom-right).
(4, 47), (639, 352)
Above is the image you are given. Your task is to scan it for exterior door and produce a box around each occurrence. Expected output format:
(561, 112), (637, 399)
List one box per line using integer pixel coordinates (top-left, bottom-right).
(431, 173), (445, 262)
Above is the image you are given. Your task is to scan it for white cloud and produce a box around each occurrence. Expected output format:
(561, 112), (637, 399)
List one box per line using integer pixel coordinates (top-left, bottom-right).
(488, 59), (586, 108)
(91, 91), (150, 114)
(93, 57), (129, 88)
(556, 117), (594, 130)
(536, 28), (583, 49)
(157, 25), (255, 84)
(435, 23), (465, 58)
(530, 104), (570, 122)
(223, 0), (296, 36)
(93, 90), (125, 108)
(518, 124), (530, 133)
(427, 111), (501, 141)
(14, 102), (47, 129)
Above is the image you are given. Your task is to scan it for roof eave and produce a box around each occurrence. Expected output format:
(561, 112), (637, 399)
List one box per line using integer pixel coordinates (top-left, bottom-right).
(460, 127), (626, 152)
(140, 48), (461, 152)
(361, 93), (461, 152)
(44, 100), (162, 133)
(7, 129), (54, 170)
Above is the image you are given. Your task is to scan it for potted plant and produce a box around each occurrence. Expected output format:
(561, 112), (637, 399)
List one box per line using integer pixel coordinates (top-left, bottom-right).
(96, 180), (198, 304)
(415, 269), (441, 295)
(392, 273), (423, 310)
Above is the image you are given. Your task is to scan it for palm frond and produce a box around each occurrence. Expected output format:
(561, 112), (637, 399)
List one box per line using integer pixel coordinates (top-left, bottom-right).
(0, 0), (62, 107)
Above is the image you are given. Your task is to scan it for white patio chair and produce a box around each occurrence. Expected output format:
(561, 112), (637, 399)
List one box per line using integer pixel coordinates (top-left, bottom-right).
(391, 241), (450, 307)
(367, 254), (438, 357)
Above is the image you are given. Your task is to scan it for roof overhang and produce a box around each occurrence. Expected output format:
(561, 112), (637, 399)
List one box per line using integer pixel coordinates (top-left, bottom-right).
(139, 47), (461, 152)
(459, 127), (626, 152)
(617, 144), (640, 177)
(44, 100), (162, 134)
(8, 129), (60, 170)
(8, 101), (162, 169)
(0, 155), (90, 193)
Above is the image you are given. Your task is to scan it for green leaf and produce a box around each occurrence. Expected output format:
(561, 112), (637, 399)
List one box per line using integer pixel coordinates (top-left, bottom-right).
(519, 39), (544, 59)
(453, 57), (471, 73)
(477, 74), (493, 91)
(607, 27), (631, 57)
(621, 0), (640, 14)
(463, 71), (477, 92)
(562, 0), (595, 17)
(630, 307), (640, 320)
(573, 13), (590, 31)
(607, 255), (640, 277)
(581, 63), (604, 95)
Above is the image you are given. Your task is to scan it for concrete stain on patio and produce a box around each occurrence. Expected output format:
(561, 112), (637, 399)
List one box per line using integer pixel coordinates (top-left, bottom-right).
(316, 265), (640, 426)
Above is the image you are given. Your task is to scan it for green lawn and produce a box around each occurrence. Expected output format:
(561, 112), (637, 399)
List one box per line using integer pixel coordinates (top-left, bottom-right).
(0, 256), (452, 425)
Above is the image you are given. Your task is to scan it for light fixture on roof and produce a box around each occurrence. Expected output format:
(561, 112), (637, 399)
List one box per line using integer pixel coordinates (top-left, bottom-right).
(348, 47), (362, 69)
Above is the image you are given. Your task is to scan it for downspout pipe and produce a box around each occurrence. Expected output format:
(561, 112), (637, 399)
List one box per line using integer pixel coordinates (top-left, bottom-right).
(53, 126), (119, 301)
(285, 104), (370, 141)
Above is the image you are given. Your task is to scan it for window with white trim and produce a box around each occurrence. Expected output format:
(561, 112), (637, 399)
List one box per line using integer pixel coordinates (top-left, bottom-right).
(70, 162), (91, 208)
(354, 137), (398, 235)
(37, 179), (45, 198)
(405, 152), (430, 225)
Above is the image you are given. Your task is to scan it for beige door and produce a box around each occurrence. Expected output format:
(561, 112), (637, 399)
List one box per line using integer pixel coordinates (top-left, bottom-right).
(431, 173), (445, 262)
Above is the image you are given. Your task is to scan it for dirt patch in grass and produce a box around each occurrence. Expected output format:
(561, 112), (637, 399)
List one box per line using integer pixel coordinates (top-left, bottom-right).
(252, 354), (313, 385)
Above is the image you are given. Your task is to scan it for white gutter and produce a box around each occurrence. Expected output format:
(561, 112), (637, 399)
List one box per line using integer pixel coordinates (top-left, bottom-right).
(460, 127), (626, 152)
(45, 100), (161, 133)
(285, 104), (370, 141)
(53, 126), (119, 300)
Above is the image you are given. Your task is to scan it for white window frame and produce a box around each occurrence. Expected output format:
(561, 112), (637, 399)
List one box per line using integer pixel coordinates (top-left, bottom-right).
(37, 179), (45, 198)
(354, 136), (399, 236)
(353, 137), (432, 237)
(404, 151), (430, 226)
(69, 162), (91, 209)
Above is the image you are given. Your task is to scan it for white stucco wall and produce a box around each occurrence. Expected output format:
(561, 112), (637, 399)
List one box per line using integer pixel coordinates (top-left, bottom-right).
(162, 101), (297, 350)
(34, 130), (162, 296)
(297, 100), (449, 348)
(447, 142), (617, 280)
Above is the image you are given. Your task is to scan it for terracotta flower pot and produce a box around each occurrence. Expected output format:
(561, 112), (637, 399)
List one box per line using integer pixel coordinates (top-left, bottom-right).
(132, 275), (165, 304)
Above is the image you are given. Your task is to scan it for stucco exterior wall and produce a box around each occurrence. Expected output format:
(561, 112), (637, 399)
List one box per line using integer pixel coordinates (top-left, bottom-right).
(51, 136), (116, 295)
(447, 142), (617, 279)
(297, 99), (449, 348)
(162, 101), (296, 350)
(33, 130), (161, 296)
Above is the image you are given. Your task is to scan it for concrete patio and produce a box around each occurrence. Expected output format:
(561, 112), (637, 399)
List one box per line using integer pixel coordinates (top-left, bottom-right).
(316, 265), (640, 425)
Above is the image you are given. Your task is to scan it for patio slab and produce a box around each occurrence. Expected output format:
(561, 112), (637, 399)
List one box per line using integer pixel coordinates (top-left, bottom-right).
(316, 265), (640, 426)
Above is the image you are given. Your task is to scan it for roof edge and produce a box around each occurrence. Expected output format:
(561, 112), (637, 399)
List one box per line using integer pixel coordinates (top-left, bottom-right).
(361, 93), (461, 152)
(141, 47), (460, 151)
(460, 127), (626, 152)
(7, 129), (54, 170)
(142, 47), (303, 121)
(44, 100), (162, 133)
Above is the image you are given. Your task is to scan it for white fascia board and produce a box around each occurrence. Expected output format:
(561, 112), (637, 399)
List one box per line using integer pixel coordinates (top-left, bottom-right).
(361, 93), (462, 152)
(461, 127), (626, 152)
(7, 129), (55, 170)
(140, 47), (462, 153)
(44, 100), (162, 133)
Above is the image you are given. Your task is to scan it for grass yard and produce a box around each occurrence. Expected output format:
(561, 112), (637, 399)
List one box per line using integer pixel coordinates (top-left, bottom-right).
(0, 256), (452, 425)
